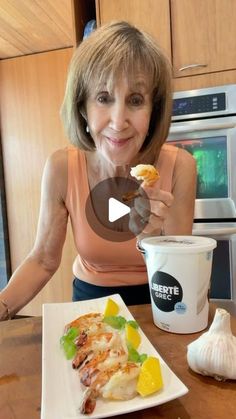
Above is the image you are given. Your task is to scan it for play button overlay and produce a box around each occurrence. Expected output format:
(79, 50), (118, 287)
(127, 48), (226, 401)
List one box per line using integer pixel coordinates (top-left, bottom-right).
(85, 177), (151, 242)
(108, 198), (130, 222)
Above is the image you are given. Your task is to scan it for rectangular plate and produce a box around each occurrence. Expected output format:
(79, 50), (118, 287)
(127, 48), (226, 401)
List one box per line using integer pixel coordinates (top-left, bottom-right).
(41, 294), (188, 418)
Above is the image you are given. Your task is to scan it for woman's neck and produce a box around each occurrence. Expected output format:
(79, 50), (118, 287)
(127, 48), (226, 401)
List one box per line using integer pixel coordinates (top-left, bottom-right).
(85, 151), (132, 180)
(85, 149), (156, 182)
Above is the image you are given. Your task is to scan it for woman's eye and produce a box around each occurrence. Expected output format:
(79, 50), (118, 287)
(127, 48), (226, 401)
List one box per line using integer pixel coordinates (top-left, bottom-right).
(129, 94), (144, 106)
(96, 93), (110, 104)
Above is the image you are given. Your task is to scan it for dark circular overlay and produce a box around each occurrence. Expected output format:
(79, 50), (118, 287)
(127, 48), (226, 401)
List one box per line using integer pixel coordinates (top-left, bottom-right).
(85, 177), (150, 242)
(151, 271), (183, 312)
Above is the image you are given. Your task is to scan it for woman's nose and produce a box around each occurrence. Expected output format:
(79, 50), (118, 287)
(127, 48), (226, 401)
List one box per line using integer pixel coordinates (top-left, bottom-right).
(109, 102), (128, 131)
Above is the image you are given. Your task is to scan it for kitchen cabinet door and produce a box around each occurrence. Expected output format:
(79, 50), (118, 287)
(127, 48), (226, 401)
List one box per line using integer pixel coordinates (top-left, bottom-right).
(96, 0), (171, 60)
(171, 0), (236, 78)
(0, 48), (76, 316)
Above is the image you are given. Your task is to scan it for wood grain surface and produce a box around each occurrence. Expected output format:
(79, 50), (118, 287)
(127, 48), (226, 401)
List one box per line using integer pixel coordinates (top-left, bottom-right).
(0, 304), (235, 419)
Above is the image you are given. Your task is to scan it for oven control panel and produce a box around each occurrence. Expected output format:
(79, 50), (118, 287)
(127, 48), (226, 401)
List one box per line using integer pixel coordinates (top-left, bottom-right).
(173, 92), (226, 117)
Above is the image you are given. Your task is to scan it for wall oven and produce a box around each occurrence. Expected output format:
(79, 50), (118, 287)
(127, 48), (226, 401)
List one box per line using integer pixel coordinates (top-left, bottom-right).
(167, 84), (236, 314)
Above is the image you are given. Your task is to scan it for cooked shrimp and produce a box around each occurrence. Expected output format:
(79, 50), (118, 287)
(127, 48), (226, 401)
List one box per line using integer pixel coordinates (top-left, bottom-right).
(102, 362), (140, 400)
(73, 331), (121, 369)
(79, 349), (111, 386)
(130, 164), (160, 186)
(79, 365), (120, 414)
(79, 344), (128, 386)
(79, 363), (140, 414)
(65, 313), (104, 334)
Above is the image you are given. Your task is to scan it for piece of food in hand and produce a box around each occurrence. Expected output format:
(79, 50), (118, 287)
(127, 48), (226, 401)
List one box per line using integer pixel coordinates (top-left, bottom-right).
(122, 189), (140, 202)
(136, 356), (163, 397)
(123, 164), (160, 202)
(103, 297), (119, 317)
(130, 164), (160, 186)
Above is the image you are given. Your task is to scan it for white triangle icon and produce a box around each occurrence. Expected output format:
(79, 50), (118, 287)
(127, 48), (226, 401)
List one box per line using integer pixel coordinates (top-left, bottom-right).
(108, 197), (130, 222)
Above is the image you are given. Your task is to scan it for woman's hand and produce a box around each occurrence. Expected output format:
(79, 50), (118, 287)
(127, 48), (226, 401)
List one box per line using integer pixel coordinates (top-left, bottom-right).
(129, 148), (197, 240)
(129, 181), (173, 238)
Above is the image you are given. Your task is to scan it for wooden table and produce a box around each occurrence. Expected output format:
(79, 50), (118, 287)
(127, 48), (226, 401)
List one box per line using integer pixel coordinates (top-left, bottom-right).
(0, 305), (235, 419)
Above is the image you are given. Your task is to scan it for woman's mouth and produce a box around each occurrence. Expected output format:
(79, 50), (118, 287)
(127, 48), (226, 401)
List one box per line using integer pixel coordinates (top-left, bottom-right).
(106, 136), (131, 147)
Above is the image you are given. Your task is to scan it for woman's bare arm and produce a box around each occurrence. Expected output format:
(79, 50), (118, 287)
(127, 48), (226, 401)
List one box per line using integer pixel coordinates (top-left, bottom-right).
(131, 148), (197, 237)
(164, 148), (197, 235)
(0, 149), (69, 316)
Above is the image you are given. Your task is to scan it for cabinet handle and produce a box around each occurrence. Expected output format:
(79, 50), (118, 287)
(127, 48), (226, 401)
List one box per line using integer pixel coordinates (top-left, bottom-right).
(178, 63), (208, 72)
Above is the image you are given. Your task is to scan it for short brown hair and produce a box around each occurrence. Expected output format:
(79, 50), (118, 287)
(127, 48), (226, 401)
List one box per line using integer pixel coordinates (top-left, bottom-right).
(60, 21), (173, 157)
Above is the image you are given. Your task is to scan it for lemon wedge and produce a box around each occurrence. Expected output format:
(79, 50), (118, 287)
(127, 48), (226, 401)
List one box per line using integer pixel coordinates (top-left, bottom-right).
(103, 298), (119, 317)
(137, 356), (163, 396)
(125, 323), (141, 349)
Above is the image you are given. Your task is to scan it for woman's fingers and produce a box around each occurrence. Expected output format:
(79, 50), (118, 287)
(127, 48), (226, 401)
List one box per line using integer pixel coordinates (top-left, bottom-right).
(129, 188), (174, 237)
(134, 190), (173, 219)
(129, 207), (146, 236)
(134, 197), (151, 219)
(129, 207), (162, 237)
(143, 186), (174, 207)
(141, 214), (163, 234)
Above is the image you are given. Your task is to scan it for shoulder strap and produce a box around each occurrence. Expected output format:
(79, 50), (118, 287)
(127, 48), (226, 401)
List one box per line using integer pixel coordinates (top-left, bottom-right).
(66, 146), (87, 209)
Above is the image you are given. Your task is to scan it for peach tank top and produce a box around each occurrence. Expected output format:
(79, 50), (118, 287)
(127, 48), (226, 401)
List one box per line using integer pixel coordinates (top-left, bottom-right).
(65, 144), (178, 286)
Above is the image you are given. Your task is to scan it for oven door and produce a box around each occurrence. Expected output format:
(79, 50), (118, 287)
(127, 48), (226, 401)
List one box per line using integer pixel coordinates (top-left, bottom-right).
(167, 116), (236, 220)
(193, 225), (236, 315)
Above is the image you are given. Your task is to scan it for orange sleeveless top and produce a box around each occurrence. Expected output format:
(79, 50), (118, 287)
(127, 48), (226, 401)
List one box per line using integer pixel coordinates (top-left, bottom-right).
(65, 144), (178, 286)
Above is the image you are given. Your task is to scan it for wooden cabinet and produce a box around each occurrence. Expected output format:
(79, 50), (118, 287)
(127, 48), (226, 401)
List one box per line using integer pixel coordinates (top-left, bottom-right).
(0, 0), (96, 59)
(96, 0), (236, 90)
(0, 48), (77, 316)
(171, 0), (236, 78)
(96, 0), (172, 60)
(0, 2), (95, 316)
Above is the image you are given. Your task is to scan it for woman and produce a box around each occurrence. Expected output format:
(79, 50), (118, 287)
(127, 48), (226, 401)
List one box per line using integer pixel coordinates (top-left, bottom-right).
(0, 21), (196, 320)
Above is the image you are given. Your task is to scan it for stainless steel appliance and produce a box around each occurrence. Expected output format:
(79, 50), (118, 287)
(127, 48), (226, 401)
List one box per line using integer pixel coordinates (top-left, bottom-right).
(167, 84), (236, 314)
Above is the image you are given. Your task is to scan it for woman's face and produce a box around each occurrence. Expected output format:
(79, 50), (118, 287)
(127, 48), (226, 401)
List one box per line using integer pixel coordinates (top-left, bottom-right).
(85, 73), (153, 166)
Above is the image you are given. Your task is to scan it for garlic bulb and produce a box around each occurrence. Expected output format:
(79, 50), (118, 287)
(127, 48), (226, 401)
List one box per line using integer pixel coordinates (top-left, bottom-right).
(187, 308), (236, 381)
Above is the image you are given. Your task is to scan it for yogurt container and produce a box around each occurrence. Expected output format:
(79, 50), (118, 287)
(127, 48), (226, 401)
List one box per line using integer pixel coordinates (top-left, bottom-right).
(140, 236), (217, 334)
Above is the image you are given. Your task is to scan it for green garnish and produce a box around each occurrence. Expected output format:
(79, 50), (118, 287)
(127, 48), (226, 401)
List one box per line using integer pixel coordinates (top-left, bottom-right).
(128, 345), (140, 363)
(103, 316), (139, 330)
(62, 340), (77, 360)
(60, 327), (79, 360)
(103, 315), (127, 329)
(127, 343), (147, 364)
(66, 327), (79, 341)
(139, 353), (148, 364)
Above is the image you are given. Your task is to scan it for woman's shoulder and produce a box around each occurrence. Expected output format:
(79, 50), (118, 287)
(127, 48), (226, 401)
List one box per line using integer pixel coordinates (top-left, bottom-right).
(42, 148), (70, 202)
(161, 143), (178, 153)
(46, 147), (68, 173)
(46, 146), (84, 168)
(157, 144), (196, 190)
(157, 143), (178, 168)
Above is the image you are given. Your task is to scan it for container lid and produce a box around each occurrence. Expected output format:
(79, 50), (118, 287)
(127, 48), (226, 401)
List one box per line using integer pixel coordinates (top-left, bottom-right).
(140, 235), (217, 254)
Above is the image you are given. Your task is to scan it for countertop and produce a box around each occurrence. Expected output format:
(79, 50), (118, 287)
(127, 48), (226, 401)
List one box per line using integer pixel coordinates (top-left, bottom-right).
(0, 304), (235, 419)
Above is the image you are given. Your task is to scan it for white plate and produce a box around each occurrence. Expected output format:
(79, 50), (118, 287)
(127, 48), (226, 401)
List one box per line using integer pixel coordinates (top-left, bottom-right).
(41, 294), (188, 419)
